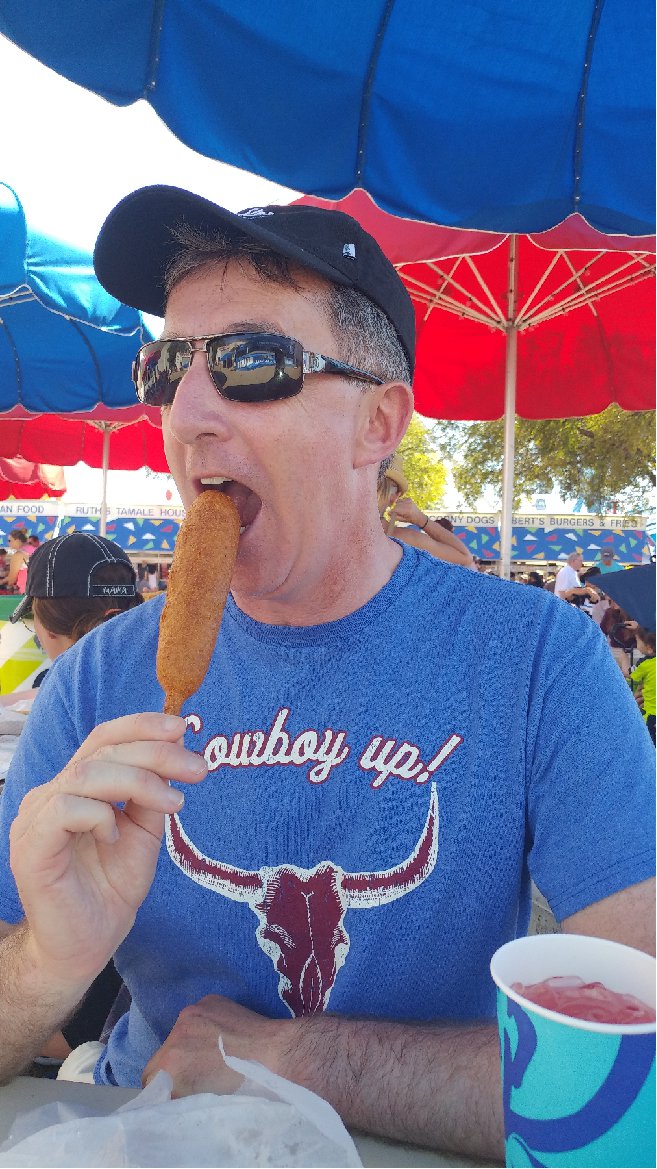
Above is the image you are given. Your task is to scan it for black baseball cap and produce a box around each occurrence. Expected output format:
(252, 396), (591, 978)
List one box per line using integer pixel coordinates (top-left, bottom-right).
(10, 533), (137, 624)
(93, 185), (416, 375)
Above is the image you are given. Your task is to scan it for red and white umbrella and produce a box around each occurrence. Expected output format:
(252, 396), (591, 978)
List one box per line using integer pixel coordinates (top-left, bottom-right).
(0, 456), (66, 500)
(298, 192), (655, 573)
(0, 405), (166, 533)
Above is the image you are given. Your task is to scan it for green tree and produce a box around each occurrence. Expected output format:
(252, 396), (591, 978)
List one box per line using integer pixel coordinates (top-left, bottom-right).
(397, 415), (448, 510)
(431, 407), (655, 511)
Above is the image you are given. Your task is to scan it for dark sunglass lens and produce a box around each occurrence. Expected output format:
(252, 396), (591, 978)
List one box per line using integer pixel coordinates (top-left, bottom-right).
(208, 336), (303, 402)
(136, 342), (190, 405)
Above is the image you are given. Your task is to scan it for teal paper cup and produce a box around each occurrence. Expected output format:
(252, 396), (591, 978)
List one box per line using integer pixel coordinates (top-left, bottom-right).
(490, 934), (656, 1168)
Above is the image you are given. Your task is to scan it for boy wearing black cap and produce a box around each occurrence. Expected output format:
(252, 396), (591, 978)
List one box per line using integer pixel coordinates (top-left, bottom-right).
(0, 190), (652, 1161)
(10, 531), (140, 644)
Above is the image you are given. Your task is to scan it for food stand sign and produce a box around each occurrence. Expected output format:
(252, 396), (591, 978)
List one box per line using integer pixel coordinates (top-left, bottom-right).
(0, 506), (650, 563)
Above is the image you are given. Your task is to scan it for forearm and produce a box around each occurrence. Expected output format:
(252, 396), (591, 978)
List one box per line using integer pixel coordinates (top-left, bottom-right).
(0, 922), (89, 1082)
(421, 518), (475, 567)
(562, 586), (588, 600)
(279, 1014), (504, 1161)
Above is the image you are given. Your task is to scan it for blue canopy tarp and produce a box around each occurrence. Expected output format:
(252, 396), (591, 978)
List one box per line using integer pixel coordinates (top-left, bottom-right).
(0, 182), (152, 410)
(1, 1), (653, 234)
(594, 563), (656, 632)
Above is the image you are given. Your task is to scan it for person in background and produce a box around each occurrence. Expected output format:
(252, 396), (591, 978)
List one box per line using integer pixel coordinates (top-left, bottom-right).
(630, 628), (656, 744)
(378, 455), (476, 569)
(5, 528), (35, 594)
(554, 551), (599, 605)
(600, 602), (636, 678)
(0, 548), (9, 590)
(7, 531), (143, 1070)
(27, 535), (40, 550)
(595, 547), (619, 573)
(137, 563), (159, 594)
(527, 570), (544, 588)
(579, 566), (609, 624)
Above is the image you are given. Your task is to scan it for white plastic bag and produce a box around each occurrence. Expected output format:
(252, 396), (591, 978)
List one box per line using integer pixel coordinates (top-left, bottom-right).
(0, 1046), (362, 1167)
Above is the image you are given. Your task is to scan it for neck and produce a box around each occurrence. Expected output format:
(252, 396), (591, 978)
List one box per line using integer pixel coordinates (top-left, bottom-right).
(233, 519), (402, 627)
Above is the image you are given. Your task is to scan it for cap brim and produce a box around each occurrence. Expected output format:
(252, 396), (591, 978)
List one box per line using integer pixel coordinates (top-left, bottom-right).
(9, 595), (31, 624)
(93, 185), (353, 317)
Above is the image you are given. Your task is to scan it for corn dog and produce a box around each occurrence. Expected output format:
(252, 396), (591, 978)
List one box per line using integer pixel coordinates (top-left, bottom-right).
(157, 490), (240, 715)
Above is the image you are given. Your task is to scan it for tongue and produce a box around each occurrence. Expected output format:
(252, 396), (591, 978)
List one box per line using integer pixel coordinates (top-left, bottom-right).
(221, 482), (261, 528)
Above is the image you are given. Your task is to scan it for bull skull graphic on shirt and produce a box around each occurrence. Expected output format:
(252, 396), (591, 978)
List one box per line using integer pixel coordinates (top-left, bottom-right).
(165, 784), (438, 1016)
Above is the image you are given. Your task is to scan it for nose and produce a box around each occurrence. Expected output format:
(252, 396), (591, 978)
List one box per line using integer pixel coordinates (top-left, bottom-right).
(166, 349), (233, 446)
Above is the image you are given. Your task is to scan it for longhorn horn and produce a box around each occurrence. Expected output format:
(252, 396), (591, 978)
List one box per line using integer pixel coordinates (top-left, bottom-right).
(342, 784), (438, 906)
(166, 813), (264, 901)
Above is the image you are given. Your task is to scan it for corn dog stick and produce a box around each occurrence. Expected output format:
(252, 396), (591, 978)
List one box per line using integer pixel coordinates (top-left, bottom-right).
(157, 491), (240, 715)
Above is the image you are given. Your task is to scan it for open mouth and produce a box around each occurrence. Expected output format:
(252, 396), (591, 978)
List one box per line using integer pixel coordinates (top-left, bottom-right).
(200, 476), (262, 533)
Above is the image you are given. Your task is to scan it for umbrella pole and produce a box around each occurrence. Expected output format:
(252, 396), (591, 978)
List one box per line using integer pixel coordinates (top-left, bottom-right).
(100, 425), (110, 537)
(500, 237), (518, 580)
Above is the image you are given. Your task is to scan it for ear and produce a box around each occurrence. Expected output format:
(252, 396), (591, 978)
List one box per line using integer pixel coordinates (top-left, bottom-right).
(353, 381), (414, 470)
(39, 627), (70, 661)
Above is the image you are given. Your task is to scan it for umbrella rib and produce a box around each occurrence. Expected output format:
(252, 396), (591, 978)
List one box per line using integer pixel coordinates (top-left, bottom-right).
(524, 266), (655, 328)
(0, 316), (23, 404)
(513, 253), (561, 326)
(0, 286), (38, 309)
(402, 259), (505, 325)
(144, 0), (166, 96)
(517, 253), (648, 325)
(67, 317), (104, 404)
(522, 260), (653, 325)
(414, 290), (505, 327)
(462, 255), (507, 324)
(516, 251), (605, 323)
(571, 0), (605, 213)
(2, 282), (145, 338)
(354, 0), (395, 183)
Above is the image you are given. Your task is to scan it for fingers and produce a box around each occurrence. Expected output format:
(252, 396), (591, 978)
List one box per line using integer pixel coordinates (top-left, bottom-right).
(11, 720), (208, 853)
(70, 713), (188, 765)
(30, 791), (125, 848)
(92, 738), (208, 788)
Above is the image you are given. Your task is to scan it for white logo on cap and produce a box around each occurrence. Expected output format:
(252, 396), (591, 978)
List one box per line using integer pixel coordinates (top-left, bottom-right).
(343, 243), (356, 258)
(239, 207), (274, 218)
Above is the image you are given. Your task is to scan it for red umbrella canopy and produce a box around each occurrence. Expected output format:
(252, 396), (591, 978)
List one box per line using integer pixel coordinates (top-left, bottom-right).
(406, 235), (654, 421)
(297, 192), (655, 421)
(0, 405), (167, 471)
(0, 456), (66, 499)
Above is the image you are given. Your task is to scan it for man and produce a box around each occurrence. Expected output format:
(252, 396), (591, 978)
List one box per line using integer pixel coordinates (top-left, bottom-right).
(596, 547), (620, 573)
(554, 550), (599, 604)
(0, 190), (653, 1162)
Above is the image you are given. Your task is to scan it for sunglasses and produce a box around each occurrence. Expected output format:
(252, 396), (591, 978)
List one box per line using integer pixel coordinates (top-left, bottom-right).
(132, 331), (384, 407)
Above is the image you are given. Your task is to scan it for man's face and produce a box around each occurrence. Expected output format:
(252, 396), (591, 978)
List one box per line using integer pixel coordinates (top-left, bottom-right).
(573, 554), (584, 571)
(161, 261), (376, 617)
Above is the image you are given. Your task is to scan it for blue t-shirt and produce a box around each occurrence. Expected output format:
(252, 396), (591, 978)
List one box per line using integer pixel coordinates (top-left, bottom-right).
(0, 546), (653, 1087)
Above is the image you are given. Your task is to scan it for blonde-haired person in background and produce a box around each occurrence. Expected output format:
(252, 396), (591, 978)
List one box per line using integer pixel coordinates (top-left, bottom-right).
(378, 455), (476, 569)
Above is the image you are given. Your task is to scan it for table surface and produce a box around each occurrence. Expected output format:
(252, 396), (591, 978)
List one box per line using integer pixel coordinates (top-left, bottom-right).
(0, 1077), (500, 1167)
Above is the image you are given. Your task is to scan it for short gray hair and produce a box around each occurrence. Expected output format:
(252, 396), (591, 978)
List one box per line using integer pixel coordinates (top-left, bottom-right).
(164, 222), (410, 385)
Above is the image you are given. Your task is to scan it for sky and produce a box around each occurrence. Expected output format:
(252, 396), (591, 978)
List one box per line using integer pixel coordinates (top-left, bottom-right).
(0, 36), (299, 249)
